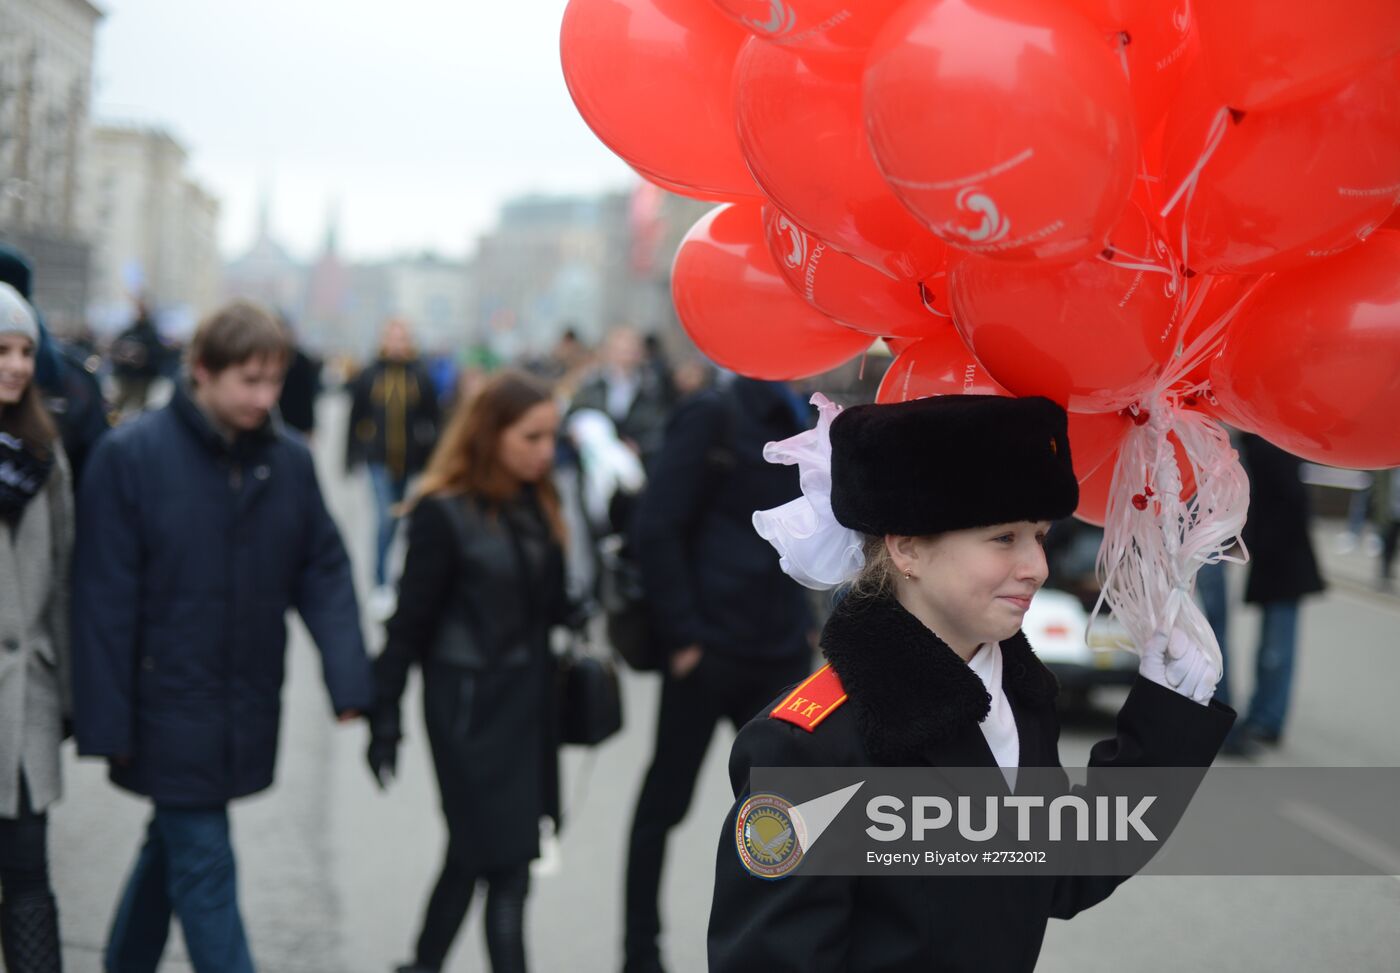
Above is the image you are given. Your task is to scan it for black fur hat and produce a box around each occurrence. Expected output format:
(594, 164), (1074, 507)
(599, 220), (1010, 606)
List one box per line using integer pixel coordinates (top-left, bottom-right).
(829, 394), (1078, 536)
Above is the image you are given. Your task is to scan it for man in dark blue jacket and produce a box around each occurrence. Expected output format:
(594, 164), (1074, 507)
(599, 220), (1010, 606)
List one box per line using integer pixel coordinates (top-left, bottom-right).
(622, 376), (814, 973)
(72, 299), (372, 973)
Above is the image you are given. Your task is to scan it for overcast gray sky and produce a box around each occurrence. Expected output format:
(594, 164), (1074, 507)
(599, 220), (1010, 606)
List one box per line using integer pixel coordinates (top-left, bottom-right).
(92, 0), (636, 261)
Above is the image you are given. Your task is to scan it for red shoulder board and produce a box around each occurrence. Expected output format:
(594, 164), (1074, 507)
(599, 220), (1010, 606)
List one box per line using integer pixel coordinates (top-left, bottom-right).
(769, 664), (847, 732)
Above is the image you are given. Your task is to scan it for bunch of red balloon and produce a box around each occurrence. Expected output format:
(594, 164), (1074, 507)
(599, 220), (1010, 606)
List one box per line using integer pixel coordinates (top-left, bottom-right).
(561, 0), (1400, 524)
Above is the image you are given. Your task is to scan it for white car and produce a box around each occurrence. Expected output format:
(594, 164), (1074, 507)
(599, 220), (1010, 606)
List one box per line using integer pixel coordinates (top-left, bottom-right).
(1021, 588), (1139, 708)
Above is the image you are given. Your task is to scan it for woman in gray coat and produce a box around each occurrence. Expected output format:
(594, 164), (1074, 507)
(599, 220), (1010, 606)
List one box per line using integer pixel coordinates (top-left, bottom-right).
(0, 282), (73, 972)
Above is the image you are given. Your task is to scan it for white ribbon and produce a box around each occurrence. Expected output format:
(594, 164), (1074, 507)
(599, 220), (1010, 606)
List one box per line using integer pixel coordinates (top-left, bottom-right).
(1092, 398), (1250, 678)
(752, 394), (866, 591)
(1159, 106), (1231, 222)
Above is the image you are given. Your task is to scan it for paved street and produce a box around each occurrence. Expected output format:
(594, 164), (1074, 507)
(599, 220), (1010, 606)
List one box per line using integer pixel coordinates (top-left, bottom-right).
(50, 395), (1400, 972)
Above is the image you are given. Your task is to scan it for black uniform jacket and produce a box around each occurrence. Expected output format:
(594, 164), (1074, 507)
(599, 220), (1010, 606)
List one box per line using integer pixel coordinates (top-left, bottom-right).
(708, 593), (1235, 972)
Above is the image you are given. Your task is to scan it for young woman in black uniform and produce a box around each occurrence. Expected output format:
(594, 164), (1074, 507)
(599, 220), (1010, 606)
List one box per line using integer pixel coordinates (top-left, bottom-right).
(709, 393), (1235, 972)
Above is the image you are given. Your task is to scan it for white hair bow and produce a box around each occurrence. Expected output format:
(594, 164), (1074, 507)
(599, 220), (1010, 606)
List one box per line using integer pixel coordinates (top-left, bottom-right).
(752, 394), (865, 591)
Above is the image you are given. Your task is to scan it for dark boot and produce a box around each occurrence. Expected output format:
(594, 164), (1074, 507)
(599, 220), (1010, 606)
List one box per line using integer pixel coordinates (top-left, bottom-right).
(621, 953), (667, 973)
(0, 892), (64, 973)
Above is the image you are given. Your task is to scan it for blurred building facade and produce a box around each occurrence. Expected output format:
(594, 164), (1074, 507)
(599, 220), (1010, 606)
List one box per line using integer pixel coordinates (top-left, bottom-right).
(470, 193), (613, 360)
(87, 124), (221, 336)
(469, 187), (707, 362)
(226, 201), (474, 359)
(218, 183), (706, 361)
(0, 0), (102, 333)
(223, 189), (306, 322)
(380, 253), (473, 357)
(301, 204), (350, 349)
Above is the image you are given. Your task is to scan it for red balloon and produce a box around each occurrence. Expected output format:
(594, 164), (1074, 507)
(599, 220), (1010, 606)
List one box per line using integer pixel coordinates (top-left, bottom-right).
(763, 207), (946, 338)
(1074, 458), (1116, 527)
(949, 201), (1180, 412)
(875, 330), (1007, 403)
(561, 0), (759, 200)
(1056, 0), (1200, 133)
(672, 204), (873, 379)
(883, 336), (920, 358)
(1195, 0), (1400, 111)
(1074, 430), (1195, 526)
(864, 0), (1138, 264)
(1384, 207), (1400, 231)
(734, 38), (947, 278)
(1161, 57), (1400, 275)
(1174, 273), (1263, 388)
(1197, 384), (1259, 435)
(1209, 230), (1400, 468)
(1067, 411), (1133, 483)
(711, 0), (909, 54)
(632, 165), (748, 204)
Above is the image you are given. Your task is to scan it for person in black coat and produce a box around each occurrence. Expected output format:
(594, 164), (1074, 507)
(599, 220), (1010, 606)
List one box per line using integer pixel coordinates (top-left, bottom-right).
(72, 300), (372, 972)
(277, 326), (322, 441)
(707, 394), (1236, 972)
(109, 303), (165, 415)
(369, 370), (570, 973)
(622, 376), (814, 973)
(346, 318), (442, 591)
(1220, 434), (1326, 755)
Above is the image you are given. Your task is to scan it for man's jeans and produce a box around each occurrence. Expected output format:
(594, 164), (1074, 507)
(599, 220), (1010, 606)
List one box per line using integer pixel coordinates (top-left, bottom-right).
(105, 805), (254, 973)
(368, 462), (409, 587)
(1241, 600), (1300, 737)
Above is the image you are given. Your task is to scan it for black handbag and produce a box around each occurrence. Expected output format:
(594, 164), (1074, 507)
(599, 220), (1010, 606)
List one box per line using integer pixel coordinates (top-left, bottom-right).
(557, 635), (623, 747)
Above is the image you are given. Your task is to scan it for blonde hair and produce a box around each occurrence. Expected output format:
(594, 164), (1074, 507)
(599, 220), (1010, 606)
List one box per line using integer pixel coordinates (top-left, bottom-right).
(848, 534), (897, 601)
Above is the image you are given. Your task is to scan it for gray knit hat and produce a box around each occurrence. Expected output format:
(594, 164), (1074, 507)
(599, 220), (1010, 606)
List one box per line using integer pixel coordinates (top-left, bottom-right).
(0, 282), (37, 343)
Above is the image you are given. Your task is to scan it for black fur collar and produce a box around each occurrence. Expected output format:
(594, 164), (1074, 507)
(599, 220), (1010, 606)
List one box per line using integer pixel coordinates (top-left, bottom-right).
(821, 593), (1060, 764)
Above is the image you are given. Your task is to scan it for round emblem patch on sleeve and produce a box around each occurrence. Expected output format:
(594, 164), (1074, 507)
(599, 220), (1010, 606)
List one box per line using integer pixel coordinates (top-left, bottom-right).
(735, 793), (806, 880)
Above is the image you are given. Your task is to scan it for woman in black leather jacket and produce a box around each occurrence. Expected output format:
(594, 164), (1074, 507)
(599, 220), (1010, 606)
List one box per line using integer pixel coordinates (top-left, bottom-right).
(369, 370), (568, 973)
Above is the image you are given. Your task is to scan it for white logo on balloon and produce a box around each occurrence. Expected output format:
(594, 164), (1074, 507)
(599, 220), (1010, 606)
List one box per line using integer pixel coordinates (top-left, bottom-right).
(1171, 2), (1191, 34)
(777, 215), (809, 269)
(942, 187), (1011, 244)
(745, 0), (798, 36)
(1154, 237), (1179, 298)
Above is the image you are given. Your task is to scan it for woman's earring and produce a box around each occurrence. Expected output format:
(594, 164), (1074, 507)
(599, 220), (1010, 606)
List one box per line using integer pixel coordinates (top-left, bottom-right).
(903, 569), (914, 581)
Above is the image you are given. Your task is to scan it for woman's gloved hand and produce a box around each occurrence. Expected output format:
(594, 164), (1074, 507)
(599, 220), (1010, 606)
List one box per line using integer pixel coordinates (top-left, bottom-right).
(366, 735), (399, 790)
(1139, 627), (1220, 705)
